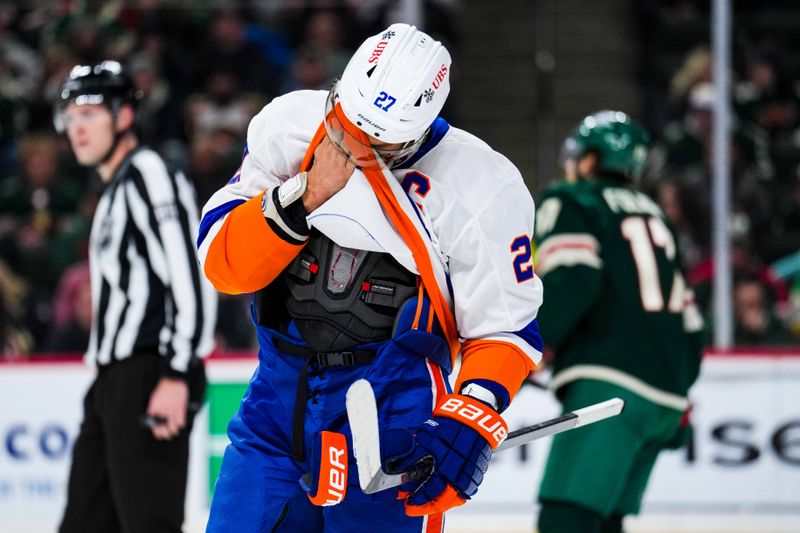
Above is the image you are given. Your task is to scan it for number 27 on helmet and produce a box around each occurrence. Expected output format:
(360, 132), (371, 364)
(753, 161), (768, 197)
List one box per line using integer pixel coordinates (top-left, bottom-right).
(324, 23), (451, 168)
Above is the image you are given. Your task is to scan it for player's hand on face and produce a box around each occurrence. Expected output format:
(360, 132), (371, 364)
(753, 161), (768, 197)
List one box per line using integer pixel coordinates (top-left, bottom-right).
(146, 377), (189, 440)
(303, 136), (357, 212)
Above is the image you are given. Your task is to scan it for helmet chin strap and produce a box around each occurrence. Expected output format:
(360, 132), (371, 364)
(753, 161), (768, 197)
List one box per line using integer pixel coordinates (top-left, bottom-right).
(96, 107), (132, 168)
(97, 130), (125, 167)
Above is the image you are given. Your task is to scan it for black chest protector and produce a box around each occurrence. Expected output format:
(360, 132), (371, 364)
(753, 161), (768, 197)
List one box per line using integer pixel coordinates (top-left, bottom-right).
(256, 231), (418, 352)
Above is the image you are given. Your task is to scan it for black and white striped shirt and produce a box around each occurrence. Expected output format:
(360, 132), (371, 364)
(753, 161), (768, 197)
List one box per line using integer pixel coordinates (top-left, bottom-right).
(86, 146), (217, 375)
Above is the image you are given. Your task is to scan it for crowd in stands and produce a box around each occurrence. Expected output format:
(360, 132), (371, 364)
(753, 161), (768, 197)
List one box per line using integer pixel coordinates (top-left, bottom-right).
(0, 1), (462, 357)
(0, 0), (796, 357)
(641, 0), (800, 346)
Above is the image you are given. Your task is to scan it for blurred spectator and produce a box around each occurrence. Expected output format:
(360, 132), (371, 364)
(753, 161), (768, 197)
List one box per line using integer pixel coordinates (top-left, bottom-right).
(735, 44), (800, 140)
(29, 43), (79, 130)
(303, 9), (351, 75)
(49, 15), (106, 64)
(0, 6), (44, 176)
(651, 82), (774, 272)
(761, 172), (800, 263)
(654, 179), (708, 270)
(50, 261), (89, 330)
(0, 258), (32, 358)
(103, 31), (136, 64)
(689, 242), (791, 321)
(197, 9), (278, 97)
(788, 273), (800, 338)
(0, 133), (89, 347)
(732, 274), (794, 345)
(669, 46), (711, 117)
(657, 0), (706, 23)
(0, 57), (21, 179)
(0, 5), (44, 98)
(185, 67), (259, 141)
(44, 261), (91, 353)
(134, 23), (197, 109)
(281, 9), (352, 92)
(184, 67), (257, 204)
(658, 82), (772, 179)
(0, 133), (83, 284)
(187, 132), (244, 207)
(128, 51), (184, 148)
(356, 0), (461, 51)
(283, 46), (337, 93)
(0, 133), (81, 274)
(243, 17), (293, 79)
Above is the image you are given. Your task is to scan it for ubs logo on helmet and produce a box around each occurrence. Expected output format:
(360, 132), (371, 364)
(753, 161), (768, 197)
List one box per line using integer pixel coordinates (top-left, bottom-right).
(368, 41), (389, 63)
(432, 65), (448, 90)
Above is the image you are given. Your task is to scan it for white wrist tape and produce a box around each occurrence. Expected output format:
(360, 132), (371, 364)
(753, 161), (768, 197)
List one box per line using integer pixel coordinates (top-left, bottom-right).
(460, 383), (500, 411)
(262, 184), (308, 243)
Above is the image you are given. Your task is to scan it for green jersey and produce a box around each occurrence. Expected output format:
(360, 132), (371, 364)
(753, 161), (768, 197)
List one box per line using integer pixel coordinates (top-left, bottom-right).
(534, 179), (703, 409)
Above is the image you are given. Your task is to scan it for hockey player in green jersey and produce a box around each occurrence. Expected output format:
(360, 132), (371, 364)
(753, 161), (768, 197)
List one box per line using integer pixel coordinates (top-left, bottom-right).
(534, 111), (704, 533)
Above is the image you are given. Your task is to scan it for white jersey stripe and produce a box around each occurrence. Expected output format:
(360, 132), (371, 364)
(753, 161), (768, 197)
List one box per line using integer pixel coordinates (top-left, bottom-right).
(537, 248), (603, 276)
(537, 233), (600, 257)
(551, 365), (690, 411)
(125, 181), (169, 282)
(475, 332), (544, 368)
(97, 282), (127, 364)
(113, 239), (150, 357)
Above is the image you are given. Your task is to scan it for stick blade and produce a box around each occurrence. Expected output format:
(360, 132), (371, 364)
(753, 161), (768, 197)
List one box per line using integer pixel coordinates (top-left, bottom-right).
(573, 398), (625, 428)
(347, 379), (429, 494)
(495, 397), (625, 451)
(346, 379), (383, 492)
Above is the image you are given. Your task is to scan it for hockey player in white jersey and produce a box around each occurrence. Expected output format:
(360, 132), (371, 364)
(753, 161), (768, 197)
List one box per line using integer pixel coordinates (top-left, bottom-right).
(198, 24), (543, 532)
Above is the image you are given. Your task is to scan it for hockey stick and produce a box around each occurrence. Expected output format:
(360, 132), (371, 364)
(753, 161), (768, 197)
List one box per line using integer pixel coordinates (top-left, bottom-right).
(346, 379), (625, 494)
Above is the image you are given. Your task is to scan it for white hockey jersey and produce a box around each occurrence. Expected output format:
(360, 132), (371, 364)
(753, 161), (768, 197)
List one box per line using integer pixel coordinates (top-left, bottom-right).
(198, 90), (543, 398)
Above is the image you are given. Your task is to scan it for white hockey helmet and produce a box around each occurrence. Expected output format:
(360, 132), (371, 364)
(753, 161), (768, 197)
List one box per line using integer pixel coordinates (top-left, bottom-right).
(324, 23), (451, 167)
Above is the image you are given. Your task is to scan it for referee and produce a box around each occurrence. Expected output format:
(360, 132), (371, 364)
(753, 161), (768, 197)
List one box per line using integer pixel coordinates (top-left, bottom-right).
(55, 61), (217, 533)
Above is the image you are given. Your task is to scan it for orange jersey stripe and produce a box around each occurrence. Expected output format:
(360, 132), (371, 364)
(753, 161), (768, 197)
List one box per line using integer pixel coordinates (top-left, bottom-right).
(360, 164), (460, 358)
(300, 122), (328, 172)
(425, 299), (435, 333)
(424, 512), (444, 532)
(411, 284), (425, 330)
(456, 339), (536, 402)
(204, 192), (305, 294)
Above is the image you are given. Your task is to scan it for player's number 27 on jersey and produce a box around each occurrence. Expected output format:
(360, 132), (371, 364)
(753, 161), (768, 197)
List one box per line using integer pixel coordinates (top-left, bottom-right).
(511, 235), (535, 283)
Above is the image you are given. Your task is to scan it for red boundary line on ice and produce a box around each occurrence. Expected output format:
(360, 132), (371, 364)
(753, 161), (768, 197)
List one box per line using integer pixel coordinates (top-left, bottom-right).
(0, 348), (798, 366)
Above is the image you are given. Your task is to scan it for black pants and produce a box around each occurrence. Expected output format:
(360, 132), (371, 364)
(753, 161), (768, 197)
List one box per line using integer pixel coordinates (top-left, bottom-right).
(59, 353), (206, 533)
